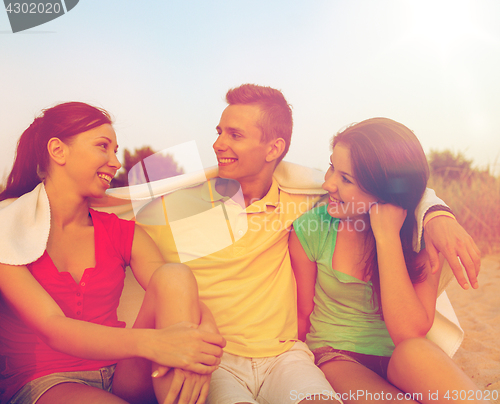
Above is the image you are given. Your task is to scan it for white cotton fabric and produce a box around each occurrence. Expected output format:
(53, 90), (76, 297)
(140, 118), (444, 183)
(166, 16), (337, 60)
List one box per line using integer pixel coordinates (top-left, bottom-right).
(0, 183), (50, 266)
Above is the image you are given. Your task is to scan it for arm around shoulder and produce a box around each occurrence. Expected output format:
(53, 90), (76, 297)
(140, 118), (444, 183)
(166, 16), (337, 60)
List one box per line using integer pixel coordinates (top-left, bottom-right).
(415, 188), (481, 290)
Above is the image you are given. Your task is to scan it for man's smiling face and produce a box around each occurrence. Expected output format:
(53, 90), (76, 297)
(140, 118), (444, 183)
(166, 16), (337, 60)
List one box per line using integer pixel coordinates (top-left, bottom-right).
(213, 104), (273, 185)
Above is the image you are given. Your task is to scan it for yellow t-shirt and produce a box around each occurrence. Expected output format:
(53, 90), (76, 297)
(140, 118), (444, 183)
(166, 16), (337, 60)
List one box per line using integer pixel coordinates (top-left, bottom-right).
(137, 177), (323, 357)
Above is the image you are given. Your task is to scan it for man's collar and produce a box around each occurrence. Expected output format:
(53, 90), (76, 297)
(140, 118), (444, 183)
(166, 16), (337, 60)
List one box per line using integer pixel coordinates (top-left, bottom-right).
(245, 178), (280, 213)
(199, 177), (280, 212)
(200, 178), (244, 205)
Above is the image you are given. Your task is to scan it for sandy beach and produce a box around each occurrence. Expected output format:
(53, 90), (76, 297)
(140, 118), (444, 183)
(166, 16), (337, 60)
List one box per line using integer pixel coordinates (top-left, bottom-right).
(445, 254), (500, 401)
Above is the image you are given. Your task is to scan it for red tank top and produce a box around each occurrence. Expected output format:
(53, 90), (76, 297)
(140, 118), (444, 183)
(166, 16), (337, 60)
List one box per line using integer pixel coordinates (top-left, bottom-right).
(0, 209), (135, 403)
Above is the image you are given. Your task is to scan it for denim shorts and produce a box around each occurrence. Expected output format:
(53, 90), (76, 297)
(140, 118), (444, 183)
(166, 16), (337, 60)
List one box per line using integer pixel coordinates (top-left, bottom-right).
(8, 364), (116, 404)
(313, 346), (391, 380)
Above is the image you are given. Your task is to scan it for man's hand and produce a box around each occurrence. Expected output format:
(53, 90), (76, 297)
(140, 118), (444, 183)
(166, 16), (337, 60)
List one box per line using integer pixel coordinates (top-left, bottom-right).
(424, 216), (481, 290)
(164, 368), (211, 404)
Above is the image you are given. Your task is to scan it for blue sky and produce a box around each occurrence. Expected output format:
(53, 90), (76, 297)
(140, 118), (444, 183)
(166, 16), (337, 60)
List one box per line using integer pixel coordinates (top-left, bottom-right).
(1, 0), (500, 181)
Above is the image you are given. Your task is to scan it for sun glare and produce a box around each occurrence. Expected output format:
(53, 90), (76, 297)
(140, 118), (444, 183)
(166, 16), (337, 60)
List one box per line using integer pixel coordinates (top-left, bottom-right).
(406, 0), (484, 54)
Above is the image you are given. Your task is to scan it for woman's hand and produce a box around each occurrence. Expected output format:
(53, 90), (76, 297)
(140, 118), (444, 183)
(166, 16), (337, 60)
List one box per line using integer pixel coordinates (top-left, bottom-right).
(369, 202), (407, 243)
(146, 321), (225, 375)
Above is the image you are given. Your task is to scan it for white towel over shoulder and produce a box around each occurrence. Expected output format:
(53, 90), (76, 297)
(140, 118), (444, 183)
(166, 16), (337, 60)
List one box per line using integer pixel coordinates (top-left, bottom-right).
(0, 183), (51, 266)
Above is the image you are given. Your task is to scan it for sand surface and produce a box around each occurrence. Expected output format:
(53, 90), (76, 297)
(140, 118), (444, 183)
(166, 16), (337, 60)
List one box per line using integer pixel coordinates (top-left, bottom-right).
(445, 254), (500, 401)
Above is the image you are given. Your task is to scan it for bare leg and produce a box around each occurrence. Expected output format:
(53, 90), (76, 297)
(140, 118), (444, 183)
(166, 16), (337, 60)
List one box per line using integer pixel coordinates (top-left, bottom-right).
(319, 360), (418, 404)
(37, 382), (129, 404)
(113, 263), (202, 404)
(388, 338), (487, 404)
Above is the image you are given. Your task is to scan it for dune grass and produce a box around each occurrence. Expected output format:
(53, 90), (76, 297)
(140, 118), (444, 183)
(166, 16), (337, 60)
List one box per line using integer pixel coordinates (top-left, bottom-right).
(427, 150), (500, 255)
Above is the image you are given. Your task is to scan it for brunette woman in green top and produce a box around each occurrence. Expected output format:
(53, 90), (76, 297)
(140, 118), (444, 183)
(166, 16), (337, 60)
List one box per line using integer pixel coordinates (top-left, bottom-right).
(290, 118), (484, 403)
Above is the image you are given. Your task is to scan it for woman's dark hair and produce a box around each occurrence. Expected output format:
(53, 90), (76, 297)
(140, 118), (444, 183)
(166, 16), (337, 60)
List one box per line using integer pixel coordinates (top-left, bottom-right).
(0, 102), (112, 201)
(332, 117), (430, 314)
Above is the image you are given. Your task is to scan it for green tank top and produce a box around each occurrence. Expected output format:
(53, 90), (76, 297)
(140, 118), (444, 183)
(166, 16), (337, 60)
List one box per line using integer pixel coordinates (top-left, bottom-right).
(293, 204), (395, 356)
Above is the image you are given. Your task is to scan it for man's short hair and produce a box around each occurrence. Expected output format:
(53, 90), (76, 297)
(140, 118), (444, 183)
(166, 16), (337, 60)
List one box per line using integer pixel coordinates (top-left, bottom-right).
(226, 84), (292, 163)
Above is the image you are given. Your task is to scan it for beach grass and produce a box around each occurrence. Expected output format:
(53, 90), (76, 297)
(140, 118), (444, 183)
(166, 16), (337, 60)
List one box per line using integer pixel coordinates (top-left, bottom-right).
(427, 150), (500, 255)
